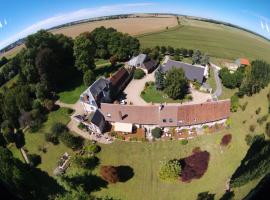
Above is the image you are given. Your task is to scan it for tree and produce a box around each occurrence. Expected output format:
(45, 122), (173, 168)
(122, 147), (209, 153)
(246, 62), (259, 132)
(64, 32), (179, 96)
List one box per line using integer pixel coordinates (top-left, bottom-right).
(175, 48), (181, 55)
(159, 160), (181, 181)
(164, 68), (189, 99)
(167, 46), (174, 55)
(73, 32), (96, 72)
(1, 120), (15, 144)
(266, 122), (270, 137)
(188, 49), (194, 57)
(133, 68), (145, 79)
(84, 143), (100, 154)
(28, 154), (41, 167)
(59, 132), (83, 150)
(43, 99), (55, 111)
(100, 166), (120, 183)
(109, 55), (118, 66)
(151, 127), (162, 138)
(161, 46), (167, 54)
(197, 192), (215, 200)
(0, 56), (8, 67)
(44, 132), (59, 145)
(155, 67), (165, 90)
(51, 122), (67, 135)
(219, 68), (244, 89)
(83, 70), (96, 86)
(192, 49), (202, 64)
(201, 54), (210, 66)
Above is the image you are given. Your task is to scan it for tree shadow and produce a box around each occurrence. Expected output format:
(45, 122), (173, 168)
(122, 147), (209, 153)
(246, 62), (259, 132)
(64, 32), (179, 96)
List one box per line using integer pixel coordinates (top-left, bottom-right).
(117, 166), (134, 182)
(197, 191), (215, 200)
(15, 130), (25, 148)
(65, 173), (108, 193)
(94, 63), (123, 77)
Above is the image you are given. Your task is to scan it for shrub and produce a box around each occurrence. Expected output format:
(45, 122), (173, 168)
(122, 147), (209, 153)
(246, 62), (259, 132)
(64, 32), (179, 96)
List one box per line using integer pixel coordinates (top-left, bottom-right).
(100, 165), (119, 183)
(44, 132), (59, 145)
(59, 132), (83, 150)
(266, 122), (270, 137)
(181, 139), (188, 145)
(67, 108), (74, 114)
(257, 115), (268, 125)
(28, 154), (41, 167)
(245, 134), (265, 146)
(249, 125), (256, 132)
(151, 127), (162, 138)
(159, 159), (181, 181)
(239, 102), (248, 111)
(255, 107), (261, 115)
(78, 123), (87, 130)
(181, 151), (210, 182)
(230, 95), (239, 112)
(72, 155), (99, 169)
(51, 122), (67, 135)
(43, 99), (55, 111)
(133, 68), (145, 79)
(84, 143), (100, 154)
(220, 134), (232, 146)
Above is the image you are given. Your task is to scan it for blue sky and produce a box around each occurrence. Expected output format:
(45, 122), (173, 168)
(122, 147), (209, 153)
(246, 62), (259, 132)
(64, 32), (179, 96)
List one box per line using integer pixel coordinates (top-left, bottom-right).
(0, 0), (270, 49)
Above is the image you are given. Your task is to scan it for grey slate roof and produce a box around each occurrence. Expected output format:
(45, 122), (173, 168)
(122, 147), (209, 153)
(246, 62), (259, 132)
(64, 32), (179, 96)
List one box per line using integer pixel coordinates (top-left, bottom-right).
(128, 54), (147, 66)
(88, 110), (105, 128)
(161, 59), (205, 83)
(89, 77), (110, 97)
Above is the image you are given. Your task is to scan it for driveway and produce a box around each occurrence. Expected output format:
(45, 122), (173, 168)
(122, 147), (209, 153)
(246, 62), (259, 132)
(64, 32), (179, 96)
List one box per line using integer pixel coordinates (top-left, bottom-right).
(123, 71), (156, 105)
(211, 62), (222, 98)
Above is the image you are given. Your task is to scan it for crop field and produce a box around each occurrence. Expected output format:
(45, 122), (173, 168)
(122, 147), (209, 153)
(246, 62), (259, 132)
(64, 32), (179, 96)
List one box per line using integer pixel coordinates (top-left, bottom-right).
(138, 18), (270, 62)
(93, 85), (270, 200)
(51, 16), (178, 38)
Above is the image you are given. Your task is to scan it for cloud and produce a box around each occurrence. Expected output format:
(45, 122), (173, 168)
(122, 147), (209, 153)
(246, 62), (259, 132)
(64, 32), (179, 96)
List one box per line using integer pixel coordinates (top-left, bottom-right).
(4, 19), (7, 25)
(0, 3), (155, 49)
(266, 23), (269, 33)
(261, 20), (264, 30)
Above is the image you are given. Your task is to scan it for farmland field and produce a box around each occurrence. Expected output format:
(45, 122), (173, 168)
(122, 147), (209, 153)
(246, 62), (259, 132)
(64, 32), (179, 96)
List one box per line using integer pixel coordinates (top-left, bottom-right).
(51, 16), (178, 38)
(138, 18), (270, 62)
(93, 85), (270, 200)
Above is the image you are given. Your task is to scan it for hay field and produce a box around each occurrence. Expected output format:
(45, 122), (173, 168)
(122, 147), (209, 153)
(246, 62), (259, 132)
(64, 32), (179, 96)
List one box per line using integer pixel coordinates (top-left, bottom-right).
(51, 16), (178, 37)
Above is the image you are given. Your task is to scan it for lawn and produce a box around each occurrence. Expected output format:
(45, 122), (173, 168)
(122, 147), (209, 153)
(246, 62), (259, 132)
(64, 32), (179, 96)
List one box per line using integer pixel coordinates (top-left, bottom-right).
(92, 85), (270, 200)
(206, 66), (216, 92)
(138, 19), (270, 63)
(0, 74), (19, 93)
(141, 84), (188, 103)
(24, 108), (75, 175)
(95, 59), (110, 67)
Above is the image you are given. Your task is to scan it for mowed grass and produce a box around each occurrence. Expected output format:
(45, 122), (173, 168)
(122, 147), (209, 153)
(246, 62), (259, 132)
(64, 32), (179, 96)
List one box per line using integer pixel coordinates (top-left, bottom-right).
(138, 19), (270, 63)
(24, 108), (74, 175)
(93, 85), (270, 200)
(141, 84), (183, 103)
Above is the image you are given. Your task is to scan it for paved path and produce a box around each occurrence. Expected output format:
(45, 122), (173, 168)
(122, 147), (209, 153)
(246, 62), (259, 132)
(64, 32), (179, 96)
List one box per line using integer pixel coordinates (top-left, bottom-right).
(211, 62), (222, 98)
(123, 71), (156, 105)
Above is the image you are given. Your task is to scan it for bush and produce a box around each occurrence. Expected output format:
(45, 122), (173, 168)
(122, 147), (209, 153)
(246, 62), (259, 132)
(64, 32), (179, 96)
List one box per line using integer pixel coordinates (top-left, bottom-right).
(78, 123), (87, 130)
(59, 132), (83, 150)
(67, 108), (74, 114)
(72, 155), (99, 169)
(83, 70), (96, 86)
(220, 134), (232, 146)
(239, 102), (248, 111)
(181, 139), (188, 145)
(84, 143), (100, 154)
(43, 99), (55, 111)
(159, 159), (181, 181)
(151, 127), (162, 138)
(257, 115), (268, 125)
(245, 134), (265, 146)
(100, 165), (119, 183)
(51, 122), (67, 135)
(249, 125), (256, 132)
(255, 107), (261, 115)
(44, 132), (59, 145)
(133, 68), (145, 79)
(230, 95), (239, 112)
(28, 154), (41, 167)
(181, 151), (210, 182)
(266, 122), (270, 137)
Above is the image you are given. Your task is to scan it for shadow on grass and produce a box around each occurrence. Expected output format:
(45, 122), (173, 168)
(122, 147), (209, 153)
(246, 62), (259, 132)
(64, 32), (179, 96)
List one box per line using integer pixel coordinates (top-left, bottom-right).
(64, 173), (108, 193)
(57, 69), (83, 94)
(94, 63), (123, 77)
(117, 166), (134, 182)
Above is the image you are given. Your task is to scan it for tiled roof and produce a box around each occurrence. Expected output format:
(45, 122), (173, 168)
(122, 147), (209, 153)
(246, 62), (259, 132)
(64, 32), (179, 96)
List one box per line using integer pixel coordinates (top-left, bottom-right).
(109, 67), (129, 88)
(236, 58), (250, 66)
(100, 100), (230, 127)
(142, 59), (158, 72)
(162, 59), (206, 83)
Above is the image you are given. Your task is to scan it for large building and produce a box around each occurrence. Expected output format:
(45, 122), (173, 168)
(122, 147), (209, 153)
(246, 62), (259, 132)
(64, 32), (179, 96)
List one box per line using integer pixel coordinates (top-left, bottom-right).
(128, 53), (158, 73)
(100, 100), (230, 133)
(161, 59), (208, 84)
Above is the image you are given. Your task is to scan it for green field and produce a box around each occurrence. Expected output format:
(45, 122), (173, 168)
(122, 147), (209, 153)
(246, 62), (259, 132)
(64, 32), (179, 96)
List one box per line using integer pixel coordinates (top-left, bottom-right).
(138, 19), (270, 63)
(24, 108), (74, 175)
(93, 85), (270, 200)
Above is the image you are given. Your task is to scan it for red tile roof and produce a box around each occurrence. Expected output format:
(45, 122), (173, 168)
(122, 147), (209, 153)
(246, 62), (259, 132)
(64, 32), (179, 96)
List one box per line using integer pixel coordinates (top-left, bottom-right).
(108, 67), (129, 88)
(240, 58), (250, 66)
(100, 100), (231, 127)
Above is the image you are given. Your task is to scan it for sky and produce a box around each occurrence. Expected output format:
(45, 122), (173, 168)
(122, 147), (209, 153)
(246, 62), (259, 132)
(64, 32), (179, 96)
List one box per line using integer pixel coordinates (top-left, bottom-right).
(0, 0), (270, 49)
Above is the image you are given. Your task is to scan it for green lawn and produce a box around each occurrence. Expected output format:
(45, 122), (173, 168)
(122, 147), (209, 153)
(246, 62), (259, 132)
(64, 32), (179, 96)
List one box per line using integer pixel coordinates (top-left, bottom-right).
(95, 59), (110, 67)
(8, 143), (24, 162)
(0, 74), (19, 93)
(141, 84), (189, 103)
(24, 108), (74, 175)
(138, 19), (270, 63)
(206, 67), (217, 92)
(92, 85), (270, 200)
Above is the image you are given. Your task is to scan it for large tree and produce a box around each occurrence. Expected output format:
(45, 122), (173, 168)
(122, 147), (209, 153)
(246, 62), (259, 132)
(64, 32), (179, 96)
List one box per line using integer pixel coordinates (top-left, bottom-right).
(164, 68), (189, 100)
(73, 32), (96, 72)
(155, 66), (165, 90)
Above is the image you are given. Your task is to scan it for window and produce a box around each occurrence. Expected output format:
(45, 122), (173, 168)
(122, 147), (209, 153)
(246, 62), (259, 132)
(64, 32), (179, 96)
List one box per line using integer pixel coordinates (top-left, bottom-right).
(169, 118), (173, 123)
(163, 119), (167, 123)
